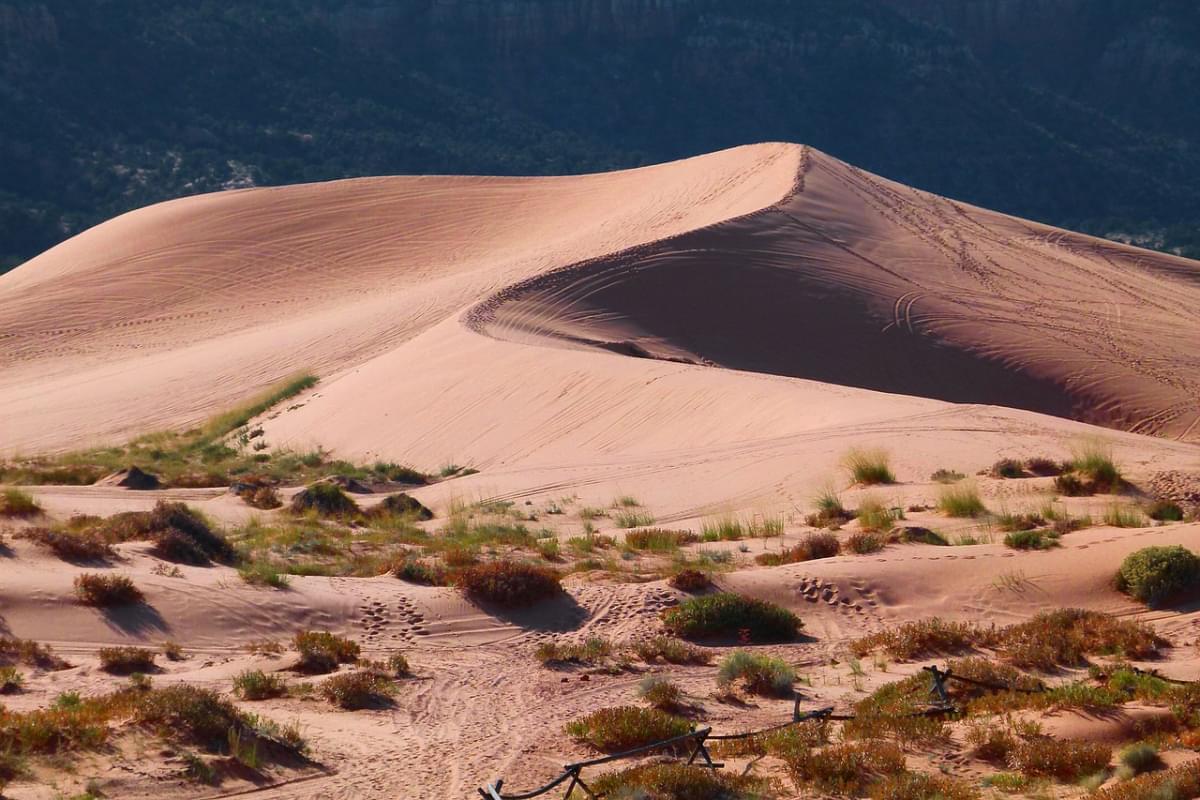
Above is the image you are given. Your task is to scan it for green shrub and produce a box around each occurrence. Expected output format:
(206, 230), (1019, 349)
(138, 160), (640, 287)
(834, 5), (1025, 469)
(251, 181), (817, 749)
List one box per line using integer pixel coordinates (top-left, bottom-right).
(386, 653), (411, 677)
(290, 482), (360, 516)
(293, 630), (360, 674)
(1104, 503), (1145, 528)
(455, 560), (563, 606)
(662, 593), (801, 642)
(999, 608), (1165, 669)
(938, 483), (986, 517)
(856, 496), (898, 532)
(625, 528), (698, 551)
(535, 637), (612, 665)
(1093, 759), (1200, 800)
(73, 573), (143, 606)
(146, 502), (235, 564)
(843, 448), (895, 485)
(637, 676), (683, 710)
(784, 741), (906, 795)
(0, 666), (23, 693)
(717, 650), (795, 696)
(232, 670), (286, 700)
(1147, 500), (1185, 522)
(320, 670), (395, 709)
(1116, 545), (1200, 607)
(1118, 742), (1160, 775)
(0, 488), (41, 517)
(850, 618), (984, 660)
(614, 510), (655, 528)
(1070, 441), (1123, 492)
(1025, 457), (1063, 476)
(700, 516), (745, 541)
(565, 706), (690, 752)
(847, 530), (885, 554)
(391, 556), (448, 586)
(991, 459), (1025, 479)
(19, 527), (114, 562)
(1004, 529), (1060, 550)
(98, 646), (156, 674)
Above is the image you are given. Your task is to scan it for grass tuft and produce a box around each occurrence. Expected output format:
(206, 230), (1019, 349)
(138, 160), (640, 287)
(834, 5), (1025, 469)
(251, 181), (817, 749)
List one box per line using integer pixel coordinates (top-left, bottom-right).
(938, 482), (986, 517)
(717, 650), (795, 696)
(632, 636), (711, 665)
(320, 670), (395, 709)
(232, 670), (286, 700)
(0, 488), (41, 517)
(98, 646), (156, 674)
(843, 448), (895, 485)
(565, 706), (690, 753)
(662, 593), (801, 642)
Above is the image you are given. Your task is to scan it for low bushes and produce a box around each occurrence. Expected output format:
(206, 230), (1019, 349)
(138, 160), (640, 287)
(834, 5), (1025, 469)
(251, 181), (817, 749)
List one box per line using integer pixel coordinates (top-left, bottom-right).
(846, 531), (885, 554)
(98, 646), (156, 674)
(0, 636), (68, 670)
(320, 670), (395, 709)
(867, 772), (980, 800)
(233, 669), (287, 700)
(1094, 759), (1200, 800)
(293, 630), (360, 674)
(455, 560), (563, 606)
(700, 517), (745, 542)
(930, 469), (965, 484)
(625, 528), (698, 551)
(587, 763), (769, 800)
(717, 650), (795, 696)
(668, 569), (711, 592)
(20, 527), (113, 562)
(290, 482), (360, 517)
(784, 741), (906, 796)
(534, 637), (612, 665)
(855, 497), (898, 532)
(756, 532), (840, 566)
(0, 488), (41, 518)
(850, 618), (986, 660)
(637, 676), (683, 710)
(1007, 737), (1109, 781)
(73, 573), (143, 606)
(1054, 441), (1123, 495)
(367, 492), (433, 521)
(1147, 500), (1185, 522)
(990, 459), (1025, 479)
(632, 636), (711, 665)
(1116, 545), (1200, 607)
(565, 706), (691, 752)
(1000, 608), (1165, 669)
(662, 593), (801, 643)
(1004, 529), (1060, 550)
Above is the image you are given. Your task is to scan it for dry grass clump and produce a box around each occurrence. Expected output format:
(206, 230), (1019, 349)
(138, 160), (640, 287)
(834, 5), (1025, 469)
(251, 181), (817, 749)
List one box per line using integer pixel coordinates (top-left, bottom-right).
(808, 486), (855, 528)
(293, 630), (360, 674)
(1025, 456), (1063, 476)
(843, 448), (896, 485)
(0, 666), (23, 694)
(585, 763), (770, 800)
(637, 675), (683, 710)
(0, 487), (41, 517)
(867, 772), (980, 800)
(391, 555), (448, 586)
(534, 637), (612, 665)
(85, 501), (235, 566)
(784, 740), (906, 796)
(19, 527), (114, 562)
(565, 706), (690, 752)
(999, 608), (1165, 669)
(1003, 529), (1061, 550)
(717, 650), (795, 697)
(0, 636), (68, 670)
(662, 593), (801, 643)
(1116, 545), (1200, 607)
(855, 496), (899, 532)
(232, 669), (287, 700)
(850, 618), (989, 660)
(98, 646), (156, 674)
(710, 717), (829, 759)
(320, 670), (395, 709)
(455, 560), (563, 606)
(1093, 759), (1200, 800)
(136, 683), (305, 755)
(73, 573), (143, 606)
(930, 468), (965, 484)
(632, 636), (711, 665)
(937, 482), (987, 517)
(614, 510), (656, 528)
(756, 532), (841, 566)
(238, 483), (283, 510)
(1007, 736), (1110, 781)
(624, 528), (699, 551)
(991, 459), (1026, 479)
(668, 568), (711, 592)
(843, 676), (948, 746)
(846, 530), (885, 554)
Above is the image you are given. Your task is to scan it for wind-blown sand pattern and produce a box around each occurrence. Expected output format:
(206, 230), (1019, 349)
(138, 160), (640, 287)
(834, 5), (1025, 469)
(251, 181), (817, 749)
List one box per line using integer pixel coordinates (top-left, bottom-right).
(2, 143), (1200, 798)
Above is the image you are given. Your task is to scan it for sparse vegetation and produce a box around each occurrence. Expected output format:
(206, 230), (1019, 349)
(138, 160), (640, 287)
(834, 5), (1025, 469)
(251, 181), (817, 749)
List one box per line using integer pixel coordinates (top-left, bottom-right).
(637, 675), (683, 710)
(632, 636), (711, 665)
(73, 573), (144, 606)
(999, 608), (1165, 669)
(701, 516), (746, 541)
(1054, 440), (1123, 495)
(293, 630), (360, 674)
(238, 559), (291, 588)
(668, 568), (711, 592)
(843, 448), (896, 485)
(868, 772), (980, 800)
(455, 559), (563, 606)
(1025, 456), (1062, 476)
(850, 618), (985, 660)
(290, 481), (360, 517)
(1094, 759), (1200, 800)
(1147, 500), (1185, 522)
(717, 650), (795, 696)
(1104, 503), (1146, 528)
(614, 510), (656, 528)
(855, 496), (899, 532)
(0, 488), (41, 517)
(930, 468), (965, 484)
(784, 741), (906, 795)
(1008, 737), (1110, 781)
(756, 532), (841, 566)
(19, 527), (114, 562)
(809, 486), (854, 527)
(566, 706), (691, 752)
(582, 763), (769, 800)
(320, 669), (396, 709)
(846, 530), (885, 554)
(624, 529), (698, 551)
(233, 669), (287, 700)
(938, 482), (986, 517)
(1118, 743), (1160, 776)
(98, 646), (156, 674)
(535, 637), (613, 665)
(662, 593), (801, 642)
(0, 666), (23, 694)
(1003, 529), (1060, 550)
(991, 459), (1025, 479)
(1116, 545), (1200, 607)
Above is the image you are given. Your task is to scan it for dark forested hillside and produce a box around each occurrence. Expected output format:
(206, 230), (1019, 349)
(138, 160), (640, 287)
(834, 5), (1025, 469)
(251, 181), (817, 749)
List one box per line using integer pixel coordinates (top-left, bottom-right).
(3, 0), (1199, 271)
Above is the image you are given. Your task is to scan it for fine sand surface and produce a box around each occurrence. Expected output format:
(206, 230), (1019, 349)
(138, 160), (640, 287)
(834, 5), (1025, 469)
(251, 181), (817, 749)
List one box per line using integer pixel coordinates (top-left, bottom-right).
(3, 143), (1200, 798)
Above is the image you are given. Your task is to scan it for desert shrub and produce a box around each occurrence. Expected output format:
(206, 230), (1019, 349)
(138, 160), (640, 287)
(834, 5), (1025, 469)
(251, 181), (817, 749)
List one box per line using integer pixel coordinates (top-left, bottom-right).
(662, 593), (801, 642)
(290, 482), (360, 516)
(843, 448), (895, 485)
(1147, 500), (1185, 522)
(293, 631), (360, 674)
(586, 763), (769, 800)
(1003, 529), (1060, 550)
(146, 502), (235, 564)
(1070, 441), (1123, 491)
(850, 618), (986, 660)
(809, 486), (854, 527)
(386, 653), (410, 677)
(535, 637), (612, 665)
(98, 646), (156, 674)
(565, 706), (690, 752)
(868, 772), (980, 800)
(700, 516), (745, 541)
(991, 459), (1025, 479)
(843, 674), (949, 746)
(366, 492), (433, 521)
(999, 608), (1165, 669)
(232, 669), (286, 700)
(1008, 737), (1109, 781)
(757, 532), (841, 565)
(320, 670), (395, 709)
(240, 484), (282, 510)
(238, 559), (290, 588)
(614, 510), (656, 528)
(847, 530), (885, 554)
(1104, 503), (1146, 528)
(0, 488), (41, 517)
(1116, 545), (1200, 607)
(717, 650), (795, 696)
(625, 528), (698, 551)
(784, 740), (906, 795)
(669, 569), (711, 592)
(73, 573), (143, 606)
(133, 684), (293, 755)
(20, 527), (114, 562)
(1093, 759), (1200, 800)
(930, 468), (965, 483)
(938, 483), (986, 517)
(0, 666), (23, 693)
(0, 636), (68, 670)
(391, 556), (448, 586)
(632, 636), (711, 665)
(455, 560), (563, 606)
(1025, 457), (1062, 476)
(638, 675), (683, 710)
(995, 511), (1044, 532)
(1118, 743), (1160, 775)
(964, 721), (1019, 763)
(855, 496), (898, 532)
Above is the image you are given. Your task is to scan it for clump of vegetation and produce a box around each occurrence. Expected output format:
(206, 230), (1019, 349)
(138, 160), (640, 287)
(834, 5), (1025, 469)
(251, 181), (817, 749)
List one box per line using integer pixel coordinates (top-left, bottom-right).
(807, 486), (854, 527)
(867, 772), (981, 800)
(19, 527), (114, 562)
(784, 741), (906, 796)
(1004, 529), (1061, 550)
(1054, 440), (1123, 495)
(843, 448), (895, 485)
(850, 618), (986, 660)
(700, 516), (745, 541)
(455, 560), (563, 606)
(0, 636), (68, 670)
(999, 608), (1166, 669)
(391, 555), (448, 586)
(668, 568), (711, 592)
(637, 675), (683, 710)
(756, 532), (841, 565)
(938, 482), (986, 517)
(565, 706), (691, 753)
(293, 630), (360, 674)
(895, 526), (948, 546)
(586, 763), (770, 800)
(1116, 545), (1200, 607)
(614, 510), (656, 528)
(136, 683), (305, 756)
(991, 459), (1026, 479)
(855, 496), (899, 532)
(367, 492), (433, 521)
(1025, 456), (1063, 476)
(1008, 737), (1110, 781)
(321, 669), (396, 709)
(98, 646), (156, 674)
(73, 573), (144, 606)
(930, 468), (965, 484)
(238, 559), (291, 588)
(846, 530), (885, 554)
(0, 488), (41, 517)
(662, 593), (801, 642)
(290, 482), (360, 517)
(717, 650), (795, 696)
(1117, 743), (1161, 776)
(1094, 759), (1200, 800)
(0, 666), (23, 694)
(1147, 500), (1185, 522)
(625, 528), (698, 551)
(535, 637), (612, 665)
(632, 636), (711, 665)
(237, 482), (283, 510)
(1103, 503), (1145, 528)
(232, 669), (287, 700)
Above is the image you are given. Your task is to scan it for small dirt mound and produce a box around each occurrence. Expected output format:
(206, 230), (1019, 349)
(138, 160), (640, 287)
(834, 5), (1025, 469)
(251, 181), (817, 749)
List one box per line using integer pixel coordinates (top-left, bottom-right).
(368, 493), (433, 520)
(96, 466), (160, 490)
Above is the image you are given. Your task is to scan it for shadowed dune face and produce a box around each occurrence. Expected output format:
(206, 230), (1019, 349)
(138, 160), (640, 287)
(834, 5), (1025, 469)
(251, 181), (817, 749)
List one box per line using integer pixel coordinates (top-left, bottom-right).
(473, 150), (1200, 438)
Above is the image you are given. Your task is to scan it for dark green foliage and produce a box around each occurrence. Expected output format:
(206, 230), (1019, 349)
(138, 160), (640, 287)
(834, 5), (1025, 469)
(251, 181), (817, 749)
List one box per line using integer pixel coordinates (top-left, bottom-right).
(991, 459), (1026, 479)
(1116, 545), (1200, 607)
(290, 483), (360, 517)
(662, 592), (801, 642)
(368, 493), (433, 521)
(1147, 500), (1185, 522)
(1004, 529), (1061, 550)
